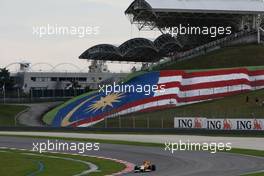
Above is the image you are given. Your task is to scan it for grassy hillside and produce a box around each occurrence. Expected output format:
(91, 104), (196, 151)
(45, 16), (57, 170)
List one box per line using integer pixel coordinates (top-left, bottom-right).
(44, 44), (264, 126)
(0, 104), (28, 126)
(95, 89), (264, 128)
(154, 44), (264, 70)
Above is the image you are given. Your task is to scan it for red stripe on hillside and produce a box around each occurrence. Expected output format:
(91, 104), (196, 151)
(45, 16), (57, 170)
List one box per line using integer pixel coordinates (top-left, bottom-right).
(251, 80), (264, 87)
(249, 70), (264, 76)
(157, 79), (264, 91)
(160, 69), (264, 78)
(160, 70), (185, 77)
(158, 82), (181, 89)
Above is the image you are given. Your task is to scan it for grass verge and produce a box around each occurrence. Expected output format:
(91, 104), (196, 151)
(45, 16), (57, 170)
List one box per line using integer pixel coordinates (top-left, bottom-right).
(0, 148), (125, 176)
(243, 173), (264, 176)
(153, 44), (264, 70)
(0, 104), (28, 127)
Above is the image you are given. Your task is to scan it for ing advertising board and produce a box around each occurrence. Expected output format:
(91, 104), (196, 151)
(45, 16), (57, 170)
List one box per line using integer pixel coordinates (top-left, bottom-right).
(174, 118), (264, 130)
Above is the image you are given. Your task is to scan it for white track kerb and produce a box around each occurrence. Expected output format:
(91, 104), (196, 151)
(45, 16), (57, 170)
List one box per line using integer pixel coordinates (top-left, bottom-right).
(0, 147), (134, 176)
(23, 153), (99, 176)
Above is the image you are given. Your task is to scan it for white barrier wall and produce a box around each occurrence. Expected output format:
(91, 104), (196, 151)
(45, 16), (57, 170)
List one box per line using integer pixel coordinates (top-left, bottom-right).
(174, 118), (264, 130)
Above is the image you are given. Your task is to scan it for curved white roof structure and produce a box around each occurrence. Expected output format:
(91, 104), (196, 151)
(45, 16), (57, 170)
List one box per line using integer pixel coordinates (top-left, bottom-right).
(144, 0), (264, 13)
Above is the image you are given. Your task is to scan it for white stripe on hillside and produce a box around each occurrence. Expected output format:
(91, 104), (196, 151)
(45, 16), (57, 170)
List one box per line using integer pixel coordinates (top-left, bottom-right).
(159, 73), (251, 86)
(182, 73), (249, 85)
(157, 74), (264, 91)
(249, 75), (264, 81)
(154, 84), (253, 98)
(158, 74), (264, 89)
(179, 84), (251, 98)
(154, 87), (180, 97)
(158, 73), (263, 86)
(256, 85), (264, 89)
(158, 76), (182, 84)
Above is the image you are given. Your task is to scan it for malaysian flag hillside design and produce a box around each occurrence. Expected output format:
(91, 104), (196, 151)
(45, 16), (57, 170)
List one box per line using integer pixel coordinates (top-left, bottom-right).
(52, 68), (264, 127)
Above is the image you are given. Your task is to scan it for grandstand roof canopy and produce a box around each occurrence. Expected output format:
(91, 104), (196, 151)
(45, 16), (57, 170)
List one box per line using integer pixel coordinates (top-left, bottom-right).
(126, 0), (264, 14)
(79, 34), (182, 63)
(126, 0), (264, 31)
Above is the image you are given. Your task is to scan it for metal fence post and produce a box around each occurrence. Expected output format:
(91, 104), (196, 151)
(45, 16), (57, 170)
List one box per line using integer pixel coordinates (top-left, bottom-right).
(147, 117), (150, 128)
(105, 117), (107, 128)
(119, 116), (121, 128)
(3, 86), (5, 104)
(30, 88), (33, 102)
(17, 88), (20, 103)
(133, 116), (135, 128)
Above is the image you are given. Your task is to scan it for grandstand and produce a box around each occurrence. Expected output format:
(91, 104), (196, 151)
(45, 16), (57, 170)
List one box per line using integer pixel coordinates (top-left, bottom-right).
(125, 0), (264, 31)
(80, 0), (264, 69)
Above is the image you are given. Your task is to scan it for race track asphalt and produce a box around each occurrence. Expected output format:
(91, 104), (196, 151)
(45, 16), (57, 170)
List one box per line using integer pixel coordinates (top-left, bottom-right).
(0, 136), (264, 176)
(17, 102), (61, 127)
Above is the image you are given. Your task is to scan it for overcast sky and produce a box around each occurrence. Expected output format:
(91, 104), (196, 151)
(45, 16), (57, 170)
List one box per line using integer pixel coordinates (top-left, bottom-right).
(0, 0), (160, 72)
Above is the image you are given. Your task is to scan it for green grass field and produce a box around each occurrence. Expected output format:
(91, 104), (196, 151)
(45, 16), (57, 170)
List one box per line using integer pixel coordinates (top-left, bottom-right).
(154, 44), (264, 70)
(95, 89), (264, 128)
(0, 149), (125, 176)
(0, 104), (28, 126)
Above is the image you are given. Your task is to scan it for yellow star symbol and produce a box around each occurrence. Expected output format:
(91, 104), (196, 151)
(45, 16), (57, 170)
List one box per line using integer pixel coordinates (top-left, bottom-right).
(87, 93), (124, 112)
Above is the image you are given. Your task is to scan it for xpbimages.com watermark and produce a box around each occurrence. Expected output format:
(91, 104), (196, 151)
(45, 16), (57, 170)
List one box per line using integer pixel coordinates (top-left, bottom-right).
(164, 140), (232, 154)
(99, 82), (166, 96)
(32, 140), (100, 154)
(32, 24), (100, 38)
(162, 24), (232, 38)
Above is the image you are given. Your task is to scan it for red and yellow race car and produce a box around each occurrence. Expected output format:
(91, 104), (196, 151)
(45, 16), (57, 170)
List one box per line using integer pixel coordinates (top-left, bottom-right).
(134, 160), (156, 173)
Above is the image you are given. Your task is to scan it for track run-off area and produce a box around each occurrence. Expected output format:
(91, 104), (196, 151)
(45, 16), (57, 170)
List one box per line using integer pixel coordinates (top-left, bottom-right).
(0, 142), (133, 176)
(0, 132), (264, 176)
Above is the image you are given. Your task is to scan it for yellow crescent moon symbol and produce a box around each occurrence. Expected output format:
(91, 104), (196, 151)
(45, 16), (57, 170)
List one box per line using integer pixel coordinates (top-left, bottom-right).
(61, 95), (97, 127)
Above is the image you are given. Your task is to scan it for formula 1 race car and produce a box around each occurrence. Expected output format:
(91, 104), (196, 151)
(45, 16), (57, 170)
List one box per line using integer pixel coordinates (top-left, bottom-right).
(134, 160), (156, 173)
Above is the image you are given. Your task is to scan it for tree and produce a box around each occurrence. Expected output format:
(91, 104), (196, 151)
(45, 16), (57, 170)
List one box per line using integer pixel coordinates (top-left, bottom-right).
(0, 68), (14, 90)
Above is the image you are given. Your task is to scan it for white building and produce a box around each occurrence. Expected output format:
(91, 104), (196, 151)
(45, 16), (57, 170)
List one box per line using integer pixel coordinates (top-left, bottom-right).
(10, 62), (128, 93)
